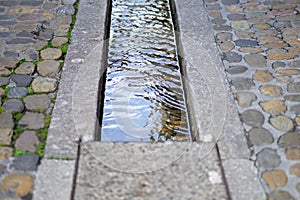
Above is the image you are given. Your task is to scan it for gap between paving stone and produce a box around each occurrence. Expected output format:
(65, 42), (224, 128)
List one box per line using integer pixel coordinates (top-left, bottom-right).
(36, 0), (265, 199)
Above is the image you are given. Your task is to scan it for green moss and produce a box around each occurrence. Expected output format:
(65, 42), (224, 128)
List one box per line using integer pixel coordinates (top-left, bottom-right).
(45, 115), (52, 128)
(13, 126), (25, 141)
(38, 129), (48, 142)
(28, 87), (34, 94)
(13, 149), (29, 157)
(40, 42), (54, 51)
(48, 157), (74, 161)
(59, 43), (69, 54)
(35, 143), (45, 158)
(0, 106), (4, 114)
(13, 113), (23, 121)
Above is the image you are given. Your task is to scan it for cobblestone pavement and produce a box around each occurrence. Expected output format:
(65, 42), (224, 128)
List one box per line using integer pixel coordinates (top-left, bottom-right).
(0, 0), (76, 199)
(203, 0), (300, 199)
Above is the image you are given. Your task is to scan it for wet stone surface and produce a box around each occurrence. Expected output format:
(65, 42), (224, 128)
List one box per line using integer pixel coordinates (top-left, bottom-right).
(101, 0), (190, 142)
(204, 0), (300, 198)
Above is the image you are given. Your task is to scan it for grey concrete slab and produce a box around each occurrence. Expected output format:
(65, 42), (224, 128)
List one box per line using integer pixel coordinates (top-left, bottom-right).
(33, 159), (75, 200)
(75, 142), (228, 200)
(45, 0), (108, 158)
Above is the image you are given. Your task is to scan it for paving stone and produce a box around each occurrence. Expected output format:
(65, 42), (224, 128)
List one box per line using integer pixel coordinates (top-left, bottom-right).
(1, 174), (33, 197)
(277, 15), (299, 22)
(227, 13), (245, 20)
(285, 95), (300, 102)
(283, 34), (298, 42)
(32, 40), (48, 50)
(207, 4), (222, 10)
(52, 37), (68, 47)
(276, 69), (300, 75)
(253, 70), (273, 82)
(0, 112), (14, 129)
(24, 94), (51, 110)
(263, 42), (289, 49)
(234, 39), (258, 47)
(253, 23), (272, 29)
(289, 40), (300, 47)
(235, 92), (256, 107)
(238, 47), (263, 53)
(287, 82), (300, 93)
(0, 147), (13, 160)
(213, 24), (232, 31)
(24, 49), (39, 61)
(37, 60), (60, 77)
(221, 0), (239, 5)
(211, 19), (227, 25)
(285, 148), (300, 160)
(2, 99), (24, 113)
(232, 77), (255, 90)
(216, 32), (232, 42)
(260, 85), (282, 97)
(6, 38), (35, 45)
(220, 41), (235, 51)
(296, 117), (300, 126)
(290, 163), (300, 177)
(268, 190), (296, 200)
(241, 109), (264, 127)
(0, 76), (9, 86)
(10, 74), (32, 87)
(260, 100), (286, 114)
(15, 131), (40, 152)
(56, 5), (75, 15)
(231, 21), (250, 30)
(249, 128), (274, 146)
(0, 128), (13, 145)
(270, 115), (294, 131)
(244, 54), (266, 68)
(63, 0), (77, 5)
(289, 60), (300, 68)
(15, 62), (35, 75)
(279, 132), (300, 148)
(235, 31), (254, 39)
(274, 21), (292, 29)
(40, 48), (62, 60)
(7, 87), (28, 98)
(209, 11), (222, 19)
(19, 112), (45, 129)
(11, 154), (39, 171)
(0, 57), (18, 69)
(0, 88), (4, 97)
(258, 36), (281, 43)
(38, 29), (54, 41)
(290, 104), (300, 114)
(262, 170), (288, 190)
(272, 61), (286, 69)
(223, 51), (242, 62)
(31, 77), (58, 93)
(268, 54), (296, 60)
(227, 65), (247, 74)
(0, 68), (11, 76)
(256, 148), (281, 169)
(225, 5), (243, 13)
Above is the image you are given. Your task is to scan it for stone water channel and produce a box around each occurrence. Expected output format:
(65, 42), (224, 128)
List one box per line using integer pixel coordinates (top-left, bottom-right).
(100, 0), (190, 142)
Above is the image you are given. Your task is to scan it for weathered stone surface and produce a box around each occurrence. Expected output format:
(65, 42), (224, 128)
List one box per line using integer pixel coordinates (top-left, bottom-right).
(10, 74), (32, 86)
(272, 61), (285, 69)
(267, 48), (287, 54)
(260, 100), (286, 114)
(270, 115), (294, 131)
(0, 88), (4, 97)
(213, 24), (232, 31)
(253, 23), (272, 29)
(223, 51), (242, 62)
(285, 95), (300, 102)
(262, 170), (287, 190)
(7, 87), (28, 98)
(52, 37), (68, 47)
(268, 190), (296, 200)
(268, 54), (296, 60)
(287, 82), (300, 93)
(15, 131), (40, 152)
(209, 11), (222, 19)
(236, 92), (256, 107)
(235, 31), (254, 39)
(258, 36), (281, 43)
(24, 94), (51, 110)
(15, 62), (35, 75)
(1, 174), (33, 197)
(232, 77), (255, 90)
(290, 163), (300, 177)
(24, 49), (39, 61)
(225, 5), (243, 13)
(227, 13), (245, 21)
(11, 154), (39, 171)
(279, 132), (300, 148)
(40, 48), (62, 60)
(220, 41), (235, 51)
(0, 57), (18, 69)
(31, 77), (58, 93)
(234, 39), (258, 47)
(3, 99), (24, 113)
(260, 85), (282, 97)
(0, 68), (11, 76)
(285, 148), (300, 160)
(289, 60), (300, 68)
(227, 65), (247, 74)
(37, 60), (60, 76)
(0, 76), (9, 86)
(241, 109), (264, 127)
(244, 54), (266, 68)
(253, 70), (273, 82)
(0, 112), (14, 129)
(0, 128), (13, 145)
(56, 5), (75, 15)
(276, 69), (300, 75)
(256, 148), (281, 169)
(249, 128), (274, 146)
(32, 40), (48, 50)
(231, 21), (250, 30)
(238, 47), (263, 53)
(290, 104), (300, 114)
(19, 112), (45, 129)
(38, 29), (54, 41)
(0, 147), (13, 160)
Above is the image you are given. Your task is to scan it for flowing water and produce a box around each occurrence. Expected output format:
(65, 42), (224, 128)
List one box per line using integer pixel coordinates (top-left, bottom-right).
(100, 0), (190, 142)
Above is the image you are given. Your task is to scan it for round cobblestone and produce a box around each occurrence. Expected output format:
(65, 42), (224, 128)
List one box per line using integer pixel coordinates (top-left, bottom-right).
(278, 132), (300, 148)
(231, 21), (250, 30)
(10, 74), (33, 87)
(285, 148), (300, 160)
(223, 51), (242, 62)
(260, 100), (286, 115)
(0, 128), (13, 145)
(0, 112), (14, 129)
(227, 65), (247, 74)
(52, 37), (68, 47)
(260, 85), (282, 97)
(15, 62), (35, 75)
(253, 70), (273, 82)
(241, 109), (264, 127)
(24, 94), (51, 110)
(290, 163), (300, 177)
(232, 77), (255, 90)
(270, 115), (294, 131)
(256, 148), (281, 169)
(262, 170), (288, 190)
(15, 131), (40, 152)
(217, 33), (233, 42)
(287, 82), (300, 93)
(37, 60), (60, 77)
(7, 87), (28, 98)
(220, 41), (235, 51)
(249, 128), (274, 146)
(18, 112), (45, 130)
(0, 147), (13, 160)
(40, 48), (62, 60)
(268, 190), (295, 200)
(236, 92), (256, 107)
(1, 174), (33, 197)
(244, 54), (266, 68)
(2, 99), (24, 113)
(31, 77), (58, 93)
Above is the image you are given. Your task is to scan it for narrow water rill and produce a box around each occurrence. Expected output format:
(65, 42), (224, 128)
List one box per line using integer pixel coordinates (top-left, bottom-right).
(100, 0), (190, 142)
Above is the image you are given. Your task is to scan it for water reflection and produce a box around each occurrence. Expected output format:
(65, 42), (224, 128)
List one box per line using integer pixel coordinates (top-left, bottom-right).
(100, 0), (190, 142)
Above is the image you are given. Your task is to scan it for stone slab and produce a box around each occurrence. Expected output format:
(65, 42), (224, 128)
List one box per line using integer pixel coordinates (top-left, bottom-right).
(33, 159), (75, 200)
(75, 142), (228, 199)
